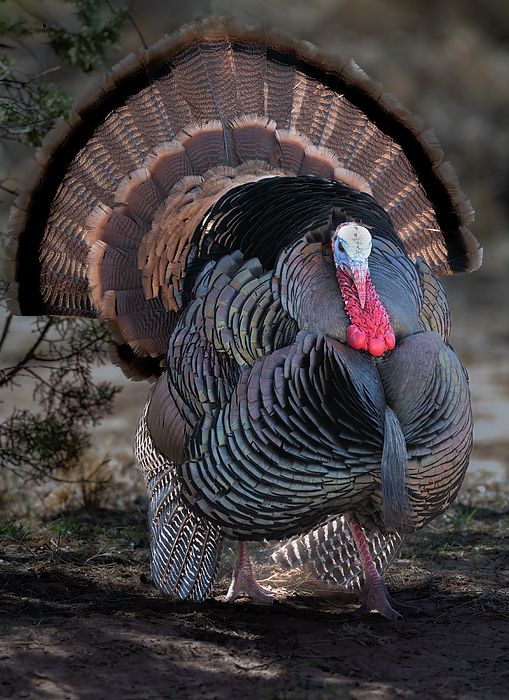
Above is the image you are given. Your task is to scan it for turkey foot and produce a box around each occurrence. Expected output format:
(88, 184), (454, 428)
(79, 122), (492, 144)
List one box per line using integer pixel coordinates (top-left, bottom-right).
(344, 513), (421, 622)
(225, 541), (274, 604)
(354, 590), (421, 620)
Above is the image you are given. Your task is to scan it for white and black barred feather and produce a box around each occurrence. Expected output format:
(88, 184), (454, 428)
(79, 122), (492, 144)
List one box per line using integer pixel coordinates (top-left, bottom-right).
(271, 516), (405, 591)
(134, 395), (223, 600)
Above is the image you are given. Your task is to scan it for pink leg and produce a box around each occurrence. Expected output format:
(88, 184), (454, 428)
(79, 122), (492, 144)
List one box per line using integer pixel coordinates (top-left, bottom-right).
(225, 541), (274, 604)
(344, 513), (420, 622)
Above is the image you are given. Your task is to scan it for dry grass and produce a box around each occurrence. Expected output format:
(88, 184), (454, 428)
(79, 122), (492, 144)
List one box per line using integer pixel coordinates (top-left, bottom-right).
(0, 445), (145, 520)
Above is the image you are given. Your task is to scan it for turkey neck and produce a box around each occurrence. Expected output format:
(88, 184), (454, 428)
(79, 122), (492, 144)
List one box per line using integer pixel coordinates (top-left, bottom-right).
(274, 239), (422, 348)
(336, 267), (395, 356)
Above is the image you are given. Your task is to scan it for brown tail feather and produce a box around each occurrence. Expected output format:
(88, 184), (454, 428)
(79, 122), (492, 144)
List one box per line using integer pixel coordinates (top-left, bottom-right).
(275, 130), (311, 173)
(8, 12), (481, 343)
(231, 115), (277, 163)
(145, 143), (191, 199)
(178, 122), (228, 171)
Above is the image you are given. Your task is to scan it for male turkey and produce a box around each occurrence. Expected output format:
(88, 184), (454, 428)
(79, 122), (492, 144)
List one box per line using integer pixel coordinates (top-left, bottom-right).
(7, 15), (482, 620)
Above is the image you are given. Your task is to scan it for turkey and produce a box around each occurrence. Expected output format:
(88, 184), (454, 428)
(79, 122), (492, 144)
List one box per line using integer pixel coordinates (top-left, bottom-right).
(7, 15), (482, 620)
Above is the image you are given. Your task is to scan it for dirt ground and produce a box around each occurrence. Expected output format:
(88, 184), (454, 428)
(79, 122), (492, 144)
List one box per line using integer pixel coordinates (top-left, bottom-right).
(1, 502), (509, 700)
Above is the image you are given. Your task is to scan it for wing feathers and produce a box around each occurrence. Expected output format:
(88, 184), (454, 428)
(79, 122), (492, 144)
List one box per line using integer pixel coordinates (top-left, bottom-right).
(134, 389), (223, 601)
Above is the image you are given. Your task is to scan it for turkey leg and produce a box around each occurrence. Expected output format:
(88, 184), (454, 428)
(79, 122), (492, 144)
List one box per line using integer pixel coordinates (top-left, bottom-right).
(225, 541), (274, 603)
(344, 513), (420, 622)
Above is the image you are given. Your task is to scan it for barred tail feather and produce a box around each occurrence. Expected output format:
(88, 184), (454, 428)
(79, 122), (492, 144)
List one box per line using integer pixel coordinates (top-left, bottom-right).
(271, 516), (405, 592)
(134, 394), (223, 601)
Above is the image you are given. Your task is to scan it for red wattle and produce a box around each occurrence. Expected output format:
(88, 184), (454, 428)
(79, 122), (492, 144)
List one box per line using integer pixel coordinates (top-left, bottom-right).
(385, 331), (396, 350)
(347, 324), (366, 350)
(336, 264), (395, 357)
(368, 334), (386, 356)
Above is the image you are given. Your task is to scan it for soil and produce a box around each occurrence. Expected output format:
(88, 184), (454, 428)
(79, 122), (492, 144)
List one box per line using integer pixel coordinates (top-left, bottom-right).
(1, 506), (509, 700)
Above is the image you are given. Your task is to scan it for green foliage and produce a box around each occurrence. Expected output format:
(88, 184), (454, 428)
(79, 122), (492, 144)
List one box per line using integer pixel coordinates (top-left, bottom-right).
(45, 0), (128, 73)
(0, 1), (129, 489)
(2, 411), (87, 473)
(224, 546), (237, 561)
(0, 18), (33, 39)
(121, 522), (150, 547)
(48, 516), (87, 537)
(0, 55), (73, 146)
(0, 0), (128, 147)
(0, 383), (118, 478)
(0, 315), (121, 480)
(0, 518), (32, 540)
(445, 504), (479, 529)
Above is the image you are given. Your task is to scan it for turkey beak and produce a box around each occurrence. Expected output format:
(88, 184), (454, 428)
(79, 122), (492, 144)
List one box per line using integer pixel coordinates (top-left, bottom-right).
(350, 261), (368, 309)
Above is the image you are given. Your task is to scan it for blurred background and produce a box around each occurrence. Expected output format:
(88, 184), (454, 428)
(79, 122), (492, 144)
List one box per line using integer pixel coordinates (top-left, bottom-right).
(1, 0), (508, 515)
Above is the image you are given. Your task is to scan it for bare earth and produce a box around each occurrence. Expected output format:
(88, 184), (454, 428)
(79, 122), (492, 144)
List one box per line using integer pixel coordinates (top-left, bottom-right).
(1, 505), (508, 700)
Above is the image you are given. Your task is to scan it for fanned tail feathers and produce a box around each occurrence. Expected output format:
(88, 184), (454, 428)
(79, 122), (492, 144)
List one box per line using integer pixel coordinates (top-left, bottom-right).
(8, 13), (481, 342)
